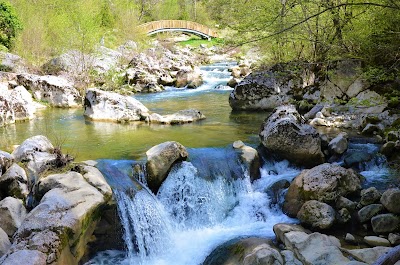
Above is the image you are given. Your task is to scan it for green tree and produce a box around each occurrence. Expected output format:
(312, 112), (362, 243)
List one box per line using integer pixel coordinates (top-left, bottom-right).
(0, 1), (22, 50)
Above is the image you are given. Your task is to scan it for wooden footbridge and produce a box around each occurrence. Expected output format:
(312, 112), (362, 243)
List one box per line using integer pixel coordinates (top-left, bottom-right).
(138, 20), (218, 40)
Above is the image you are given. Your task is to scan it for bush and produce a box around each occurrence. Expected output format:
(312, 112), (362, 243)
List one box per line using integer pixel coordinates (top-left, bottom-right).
(0, 1), (22, 49)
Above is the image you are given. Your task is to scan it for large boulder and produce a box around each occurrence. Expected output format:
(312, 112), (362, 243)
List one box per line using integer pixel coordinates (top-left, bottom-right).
(146, 141), (188, 193)
(229, 68), (302, 111)
(203, 237), (283, 265)
(297, 200), (336, 229)
(0, 197), (27, 236)
(175, 68), (203, 88)
(84, 88), (149, 122)
(0, 52), (27, 73)
(371, 214), (400, 234)
(381, 188), (400, 214)
(259, 105), (325, 167)
(147, 109), (206, 124)
(283, 163), (362, 217)
(1, 167), (112, 264)
(0, 227), (11, 257)
(0, 163), (29, 200)
(17, 74), (81, 108)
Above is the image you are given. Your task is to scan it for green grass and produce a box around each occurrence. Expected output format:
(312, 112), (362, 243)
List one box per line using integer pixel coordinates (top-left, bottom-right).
(178, 37), (224, 47)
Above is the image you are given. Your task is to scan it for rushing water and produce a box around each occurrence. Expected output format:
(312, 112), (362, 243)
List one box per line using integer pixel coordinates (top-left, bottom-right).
(0, 62), (266, 161)
(88, 149), (299, 265)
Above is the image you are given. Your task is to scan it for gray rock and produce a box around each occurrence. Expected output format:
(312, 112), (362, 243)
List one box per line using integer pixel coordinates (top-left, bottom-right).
(364, 236), (391, 247)
(0, 163), (29, 200)
(342, 246), (391, 263)
(203, 237), (283, 265)
(284, 163), (362, 217)
(147, 109), (205, 124)
(259, 105), (324, 168)
(0, 52), (27, 73)
(12, 135), (54, 162)
(337, 208), (351, 224)
(381, 188), (400, 214)
(357, 204), (384, 223)
(343, 152), (373, 168)
(328, 132), (348, 155)
(0, 197), (27, 236)
(82, 165), (112, 198)
(336, 196), (357, 211)
(227, 77), (240, 88)
(297, 200), (336, 229)
(389, 233), (400, 246)
(281, 250), (302, 265)
(146, 141), (188, 193)
(283, 231), (350, 265)
(0, 227), (11, 256)
(175, 68), (203, 88)
(273, 223), (309, 244)
(0, 249), (47, 265)
(84, 88), (149, 122)
(229, 69), (302, 111)
(371, 214), (400, 234)
(362, 123), (385, 136)
(232, 141), (260, 181)
(17, 74), (81, 108)
(265, 179), (290, 205)
(0, 151), (13, 175)
(345, 233), (356, 244)
(381, 141), (397, 158)
(359, 187), (381, 207)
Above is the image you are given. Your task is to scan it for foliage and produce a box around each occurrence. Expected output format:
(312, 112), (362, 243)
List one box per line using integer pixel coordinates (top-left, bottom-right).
(177, 36), (224, 47)
(0, 1), (22, 50)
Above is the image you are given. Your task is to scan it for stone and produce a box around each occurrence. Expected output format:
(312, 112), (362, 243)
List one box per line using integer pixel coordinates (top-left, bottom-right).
(147, 109), (206, 124)
(259, 105), (324, 168)
(0, 249), (47, 265)
(0, 151), (13, 175)
(362, 123), (385, 136)
(84, 88), (149, 122)
(203, 237), (283, 265)
(343, 152), (373, 168)
(371, 214), (400, 234)
(0, 227), (11, 256)
(265, 179), (290, 205)
(358, 204), (384, 223)
(282, 231), (350, 265)
(158, 73), (175, 86)
(232, 141), (261, 181)
(12, 135), (54, 162)
(297, 200), (336, 229)
(359, 187), (381, 207)
(381, 188), (400, 214)
(3, 170), (112, 264)
(0, 52), (27, 73)
(345, 233), (356, 244)
(229, 68), (302, 111)
(342, 246), (392, 263)
(281, 250), (302, 265)
(389, 233), (400, 246)
(364, 236), (391, 247)
(227, 77), (240, 88)
(82, 165), (112, 198)
(0, 197), (27, 236)
(0, 163), (29, 200)
(284, 163), (362, 217)
(336, 196), (357, 211)
(146, 141), (188, 193)
(273, 223), (309, 243)
(328, 132), (348, 155)
(381, 141), (397, 158)
(0, 94), (15, 126)
(175, 68), (203, 88)
(17, 74), (81, 107)
(337, 208), (352, 224)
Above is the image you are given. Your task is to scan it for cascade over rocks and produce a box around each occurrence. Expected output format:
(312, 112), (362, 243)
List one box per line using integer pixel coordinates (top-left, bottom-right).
(146, 141), (188, 194)
(283, 163), (362, 217)
(259, 105), (325, 167)
(17, 74), (81, 108)
(232, 140), (261, 181)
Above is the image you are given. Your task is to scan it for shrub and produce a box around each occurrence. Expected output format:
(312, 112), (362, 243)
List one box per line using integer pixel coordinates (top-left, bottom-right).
(0, 1), (22, 49)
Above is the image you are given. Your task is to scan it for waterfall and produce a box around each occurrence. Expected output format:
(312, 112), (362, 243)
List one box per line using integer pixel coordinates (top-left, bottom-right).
(89, 148), (300, 265)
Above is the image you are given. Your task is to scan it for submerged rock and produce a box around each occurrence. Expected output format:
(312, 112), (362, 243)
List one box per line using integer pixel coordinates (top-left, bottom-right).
(146, 141), (188, 194)
(283, 163), (362, 217)
(84, 88), (149, 122)
(17, 74), (81, 107)
(259, 105), (324, 167)
(203, 237), (283, 265)
(147, 109), (205, 124)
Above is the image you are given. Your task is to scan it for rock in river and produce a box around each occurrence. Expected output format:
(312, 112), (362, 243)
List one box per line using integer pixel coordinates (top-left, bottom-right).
(259, 105), (324, 167)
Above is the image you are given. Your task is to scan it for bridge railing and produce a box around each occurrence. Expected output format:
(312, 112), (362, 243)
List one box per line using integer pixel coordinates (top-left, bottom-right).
(138, 20), (218, 38)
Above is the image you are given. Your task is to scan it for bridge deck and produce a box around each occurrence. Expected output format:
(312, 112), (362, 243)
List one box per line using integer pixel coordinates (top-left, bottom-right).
(138, 20), (218, 39)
